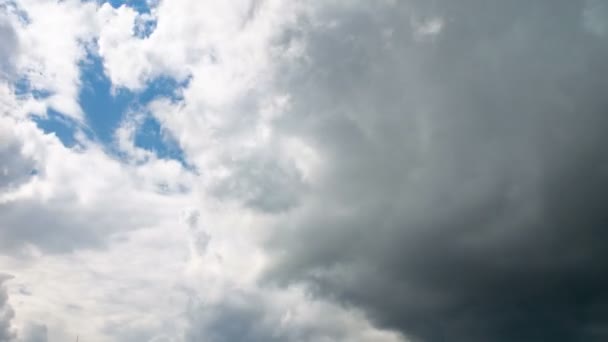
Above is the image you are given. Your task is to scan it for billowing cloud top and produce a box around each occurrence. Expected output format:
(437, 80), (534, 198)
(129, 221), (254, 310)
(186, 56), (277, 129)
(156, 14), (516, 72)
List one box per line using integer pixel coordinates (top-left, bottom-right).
(1, 0), (608, 341)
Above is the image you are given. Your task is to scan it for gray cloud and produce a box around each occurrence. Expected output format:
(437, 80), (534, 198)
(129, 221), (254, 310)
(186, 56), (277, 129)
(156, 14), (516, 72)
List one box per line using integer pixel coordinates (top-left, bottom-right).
(263, 1), (608, 341)
(0, 13), (17, 80)
(184, 288), (399, 342)
(22, 323), (47, 342)
(210, 153), (304, 213)
(186, 292), (283, 342)
(0, 120), (182, 255)
(584, 0), (608, 36)
(0, 200), (108, 254)
(0, 131), (35, 192)
(0, 275), (16, 342)
(0, 176), (180, 256)
(0, 189), (182, 255)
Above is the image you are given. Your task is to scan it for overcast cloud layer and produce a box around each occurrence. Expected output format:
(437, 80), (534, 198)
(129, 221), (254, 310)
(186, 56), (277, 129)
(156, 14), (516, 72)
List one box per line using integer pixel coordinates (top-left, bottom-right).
(1, 0), (608, 341)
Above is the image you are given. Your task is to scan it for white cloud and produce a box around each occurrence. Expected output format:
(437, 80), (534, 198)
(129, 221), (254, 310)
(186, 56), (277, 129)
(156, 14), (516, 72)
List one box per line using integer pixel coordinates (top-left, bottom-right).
(8, 0), (99, 120)
(0, 113), (194, 252)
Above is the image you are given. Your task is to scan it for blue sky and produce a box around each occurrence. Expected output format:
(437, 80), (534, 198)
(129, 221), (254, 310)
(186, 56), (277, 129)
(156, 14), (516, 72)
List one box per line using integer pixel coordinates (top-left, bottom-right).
(106, 0), (152, 13)
(32, 48), (188, 163)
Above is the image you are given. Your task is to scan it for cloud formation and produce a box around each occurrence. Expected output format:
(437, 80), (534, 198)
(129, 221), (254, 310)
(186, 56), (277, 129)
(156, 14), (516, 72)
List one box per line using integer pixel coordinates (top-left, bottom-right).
(262, 1), (608, 341)
(0, 116), (192, 254)
(0, 14), (17, 80)
(2, 0), (608, 341)
(0, 275), (16, 342)
(185, 286), (402, 342)
(22, 322), (47, 342)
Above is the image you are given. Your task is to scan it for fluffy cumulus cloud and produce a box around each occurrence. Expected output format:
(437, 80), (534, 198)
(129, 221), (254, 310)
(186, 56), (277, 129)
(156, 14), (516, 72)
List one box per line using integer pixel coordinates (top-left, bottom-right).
(1, 0), (608, 341)
(5, 0), (99, 119)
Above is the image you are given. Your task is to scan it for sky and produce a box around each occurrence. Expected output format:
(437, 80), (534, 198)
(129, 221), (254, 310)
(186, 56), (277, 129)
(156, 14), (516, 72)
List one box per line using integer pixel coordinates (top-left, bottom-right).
(1, 0), (608, 341)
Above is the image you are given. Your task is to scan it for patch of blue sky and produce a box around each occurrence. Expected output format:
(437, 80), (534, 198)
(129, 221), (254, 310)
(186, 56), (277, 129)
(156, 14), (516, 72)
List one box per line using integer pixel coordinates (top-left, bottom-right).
(11, 1), (184, 163)
(31, 109), (79, 148)
(79, 54), (132, 145)
(15, 79), (79, 148)
(29, 50), (189, 167)
(80, 52), (189, 165)
(138, 75), (188, 104)
(103, 0), (154, 13)
(13, 77), (51, 100)
(134, 14), (157, 38)
(134, 116), (186, 162)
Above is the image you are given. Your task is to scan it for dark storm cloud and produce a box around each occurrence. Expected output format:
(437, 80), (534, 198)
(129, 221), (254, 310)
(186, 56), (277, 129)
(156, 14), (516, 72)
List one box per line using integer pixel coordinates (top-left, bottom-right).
(264, 0), (608, 341)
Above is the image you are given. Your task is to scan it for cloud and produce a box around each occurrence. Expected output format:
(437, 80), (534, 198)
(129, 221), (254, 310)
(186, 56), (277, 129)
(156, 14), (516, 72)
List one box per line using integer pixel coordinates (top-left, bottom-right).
(0, 13), (18, 80)
(86, 0), (608, 340)
(0, 275), (16, 342)
(583, 0), (608, 36)
(2, 0), (101, 120)
(185, 287), (403, 342)
(0, 119), (35, 191)
(4, 0), (608, 341)
(140, 0), (307, 213)
(1, 1), (197, 257)
(22, 322), (47, 342)
(208, 151), (304, 213)
(260, 1), (608, 341)
(0, 116), (192, 254)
